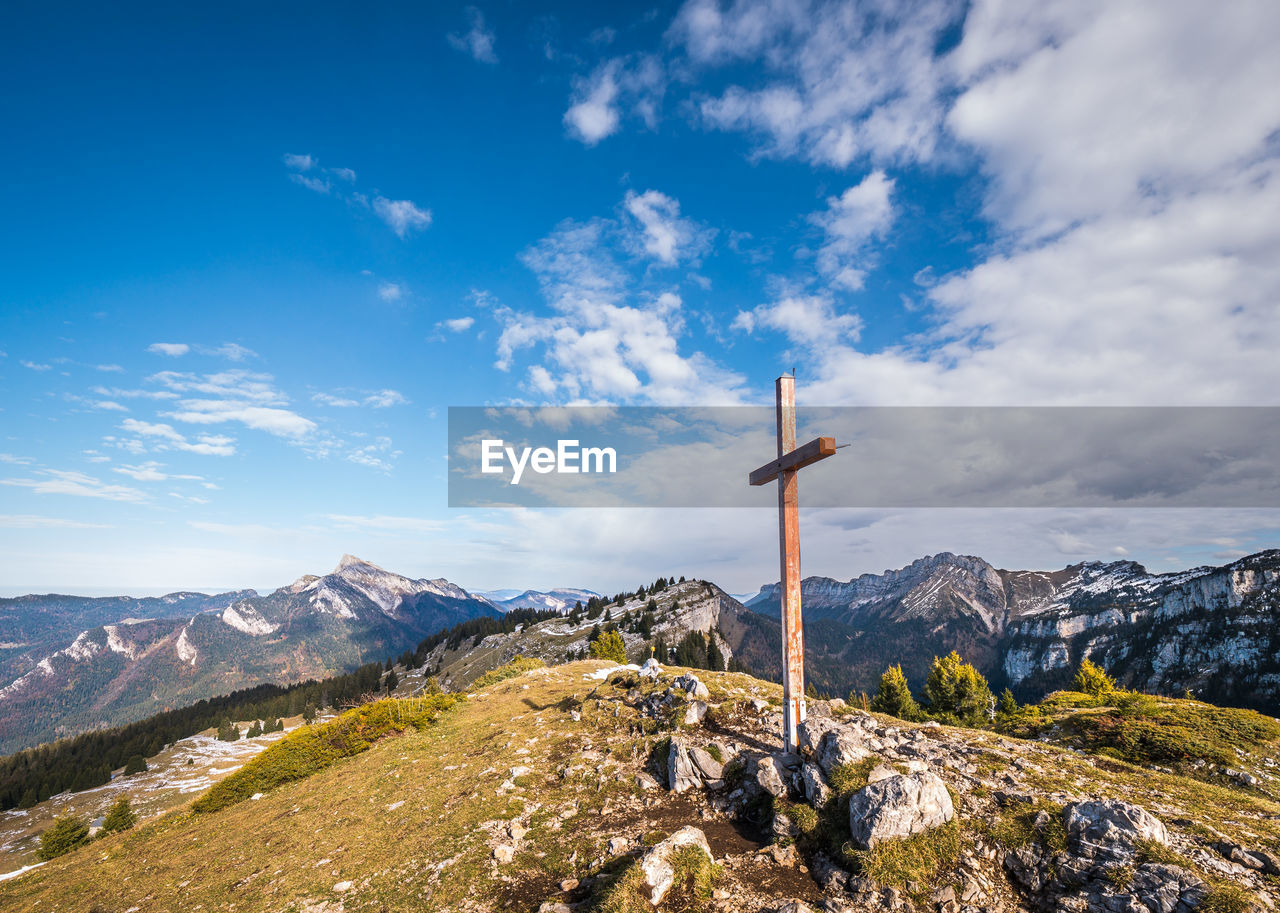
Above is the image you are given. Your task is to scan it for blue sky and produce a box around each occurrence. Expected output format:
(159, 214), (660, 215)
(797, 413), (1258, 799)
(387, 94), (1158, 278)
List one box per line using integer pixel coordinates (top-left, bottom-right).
(3, 0), (1280, 596)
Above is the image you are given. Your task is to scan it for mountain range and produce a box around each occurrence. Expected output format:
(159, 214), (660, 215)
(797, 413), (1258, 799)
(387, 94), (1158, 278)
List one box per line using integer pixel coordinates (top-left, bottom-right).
(0, 556), (503, 754)
(477, 587), (600, 613)
(746, 548), (1280, 710)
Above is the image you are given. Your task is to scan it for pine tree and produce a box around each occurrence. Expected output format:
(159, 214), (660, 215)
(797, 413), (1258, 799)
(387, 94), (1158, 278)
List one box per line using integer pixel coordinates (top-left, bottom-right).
(302, 703), (316, 723)
(923, 651), (994, 724)
(998, 688), (1019, 715)
(101, 796), (137, 834)
(706, 634), (725, 672)
(384, 669), (399, 692)
(589, 629), (627, 663)
(870, 665), (921, 721)
(123, 754), (148, 775)
(216, 718), (240, 742)
(37, 815), (90, 860)
(1072, 658), (1116, 697)
(18, 788), (37, 809)
(246, 720), (263, 738)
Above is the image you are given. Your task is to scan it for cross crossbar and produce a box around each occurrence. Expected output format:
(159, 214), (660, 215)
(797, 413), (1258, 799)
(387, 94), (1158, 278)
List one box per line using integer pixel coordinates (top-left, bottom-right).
(748, 436), (837, 486)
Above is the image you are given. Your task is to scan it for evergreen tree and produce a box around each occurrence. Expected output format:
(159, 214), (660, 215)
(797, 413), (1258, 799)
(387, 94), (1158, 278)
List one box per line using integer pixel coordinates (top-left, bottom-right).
(216, 718), (240, 742)
(302, 703), (316, 723)
(101, 796), (137, 834)
(998, 688), (1019, 715)
(1072, 658), (1116, 697)
(384, 669), (399, 693)
(706, 634), (725, 672)
(654, 634), (669, 662)
(923, 651), (994, 724)
(37, 815), (90, 860)
(123, 754), (148, 775)
(870, 665), (921, 721)
(18, 788), (37, 810)
(603, 608), (612, 623)
(589, 629), (627, 663)
(638, 612), (653, 639)
(246, 720), (263, 738)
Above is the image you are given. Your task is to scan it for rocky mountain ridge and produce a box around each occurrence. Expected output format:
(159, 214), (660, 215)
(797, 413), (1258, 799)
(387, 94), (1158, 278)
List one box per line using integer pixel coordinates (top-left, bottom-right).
(746, 549), (1280, 710)
(0, 556), (498, 754)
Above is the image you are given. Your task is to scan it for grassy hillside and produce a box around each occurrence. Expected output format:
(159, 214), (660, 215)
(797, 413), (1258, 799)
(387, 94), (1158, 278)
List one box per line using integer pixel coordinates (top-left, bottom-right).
(2, 661), (1278, 912)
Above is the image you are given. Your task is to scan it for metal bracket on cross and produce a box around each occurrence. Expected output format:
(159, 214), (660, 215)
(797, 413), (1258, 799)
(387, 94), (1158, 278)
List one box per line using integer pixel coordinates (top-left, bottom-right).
(747, 375), (838, 753)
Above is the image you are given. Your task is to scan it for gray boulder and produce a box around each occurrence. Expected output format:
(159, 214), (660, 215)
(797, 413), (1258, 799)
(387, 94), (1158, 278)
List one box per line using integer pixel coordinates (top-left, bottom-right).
(689, 747), (723, 781)
(636, 826), (713, 906)
(755, 756), (789, 798)
(801, 762), (832, 807)
(848, 771), (955, 849)
(812, 726), (874, 777)
(1064, 799), (1168, 858)
(667, 738), (702, 793)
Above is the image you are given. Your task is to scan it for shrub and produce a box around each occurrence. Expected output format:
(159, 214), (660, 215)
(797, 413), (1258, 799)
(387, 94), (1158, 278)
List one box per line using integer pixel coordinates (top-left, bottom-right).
(870, 665), (920, 721)
(923, 652), (993, 725)
(1073, 658), (1116, 696)
(123, 754), (148, 775)
(192, 695), (456, 813)
(590, 629), (628, 664)
(37, 815), (90, 860)
(101, 796), (137, 834)
(472, 656), (547, 690)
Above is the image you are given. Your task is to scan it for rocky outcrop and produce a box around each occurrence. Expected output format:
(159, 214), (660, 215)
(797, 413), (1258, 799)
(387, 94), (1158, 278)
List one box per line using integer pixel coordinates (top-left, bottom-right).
(1064, 799), (1169, 859)
(636, 826), (712, 906)
(847, 771), (955, 849)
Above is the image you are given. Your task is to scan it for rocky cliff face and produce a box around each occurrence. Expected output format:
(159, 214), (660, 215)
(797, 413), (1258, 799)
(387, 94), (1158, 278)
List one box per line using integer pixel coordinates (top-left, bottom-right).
(747, 549), (1280, 710)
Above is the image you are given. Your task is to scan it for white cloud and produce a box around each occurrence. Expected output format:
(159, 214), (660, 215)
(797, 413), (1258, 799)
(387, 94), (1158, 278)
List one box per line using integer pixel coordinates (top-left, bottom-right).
(372, 196), (432, 238)
(117, 418), (238, 456)
(495, 213), (746, 405)
(672, 0), (962, 166)
(329, 166), (357, 182)
(1, 469), (146, 502)
(811, 170), (894, 290)
(622, 190), (714, 265)
(364, 390), (408, 408)
(148, 342), (189, 357)
(282, 153), (316, 171)
(92, 386), (179, 400)
(0, 454), (34, 466)
(377, 282), (403, 302)
(735, 293), (861, 345)
(447, 6), (498, 64)
(564, 55), (665, 146)
(312, 392), (360, 408)
(20, 361), (51, 371)
(149, 370), (316, 439)
(565, 62), (622, 144)
(206, 343), (256, 361)
(325, 514), (443, 533)
(346, 437), (402, 472)
(439, 316), (475, 333)
(289, 173), (331, 194)
(92, 400), (129, 412)
(95, 364), (124, 373)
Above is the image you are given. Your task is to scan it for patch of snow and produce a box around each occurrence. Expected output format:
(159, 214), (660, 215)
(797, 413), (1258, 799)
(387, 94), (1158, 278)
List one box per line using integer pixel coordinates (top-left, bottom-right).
(0, 862), (45, 882)
(583, 664), (641, 681)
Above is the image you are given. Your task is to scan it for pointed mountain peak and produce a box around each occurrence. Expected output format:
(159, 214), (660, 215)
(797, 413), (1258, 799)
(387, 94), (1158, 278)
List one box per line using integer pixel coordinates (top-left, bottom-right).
(335, 554), (384, 575)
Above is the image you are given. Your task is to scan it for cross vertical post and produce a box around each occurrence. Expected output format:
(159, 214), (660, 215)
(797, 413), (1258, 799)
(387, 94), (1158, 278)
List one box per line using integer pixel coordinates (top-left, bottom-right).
(748, 375), (837, 754)
(776, 375), (804, 752)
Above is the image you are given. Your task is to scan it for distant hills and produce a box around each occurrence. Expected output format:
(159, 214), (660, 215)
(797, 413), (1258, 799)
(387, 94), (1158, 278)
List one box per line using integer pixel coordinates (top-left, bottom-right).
(0, 556), (501, 754)
(477, 587), (600, 614)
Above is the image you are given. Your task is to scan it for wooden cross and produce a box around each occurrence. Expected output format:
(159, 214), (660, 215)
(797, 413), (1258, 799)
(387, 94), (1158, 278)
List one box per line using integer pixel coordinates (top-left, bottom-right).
(748, 375), (837, 753)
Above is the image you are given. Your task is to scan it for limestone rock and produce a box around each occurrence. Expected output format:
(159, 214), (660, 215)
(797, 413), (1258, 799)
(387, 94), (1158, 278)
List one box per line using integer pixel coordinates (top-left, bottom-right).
(684, 701), (708, 726)
(492, 845), (515, 864)
(639, 657), (661, 679)
(636, 826), (713, 906)
(1064, 799), (1168, 858)
(848, 771), (955, 849)
(689, 747), (723, 781)
(668, 737), (702, 793)
(801, 763), (832, 807)
(755, 756), (788, 798)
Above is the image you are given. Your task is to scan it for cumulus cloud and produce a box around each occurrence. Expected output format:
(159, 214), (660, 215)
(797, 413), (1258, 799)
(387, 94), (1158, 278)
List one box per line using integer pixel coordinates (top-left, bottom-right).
(447, 6), (498, 64)
(377, 282), (403, 302)
(622, 190), (714, 265)
(147, 342), (189, 357)
(363, 390), (408, 408)
(438, 316), (475, 333)
(810, 170), (895, 290)
(20, 361), (51, 371)
(282, 153), (315, 171)
(118, 418), (237, 456)
(565, 56), (665, 146)
(495, 209), (746, 405)
(372, 196), (432, 238)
